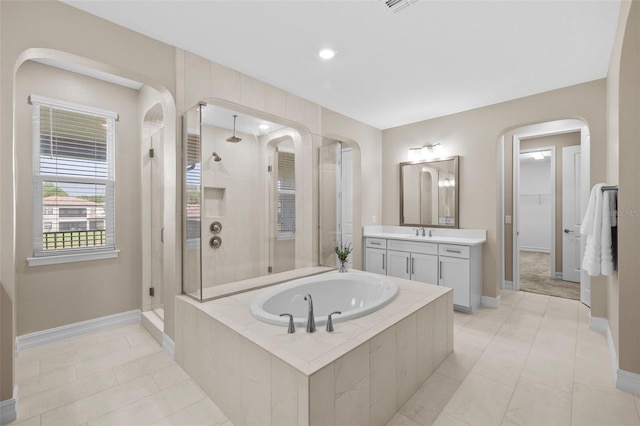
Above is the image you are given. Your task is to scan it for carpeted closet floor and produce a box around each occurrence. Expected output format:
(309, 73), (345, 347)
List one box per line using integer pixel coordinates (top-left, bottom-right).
(519, 251), (580, 300)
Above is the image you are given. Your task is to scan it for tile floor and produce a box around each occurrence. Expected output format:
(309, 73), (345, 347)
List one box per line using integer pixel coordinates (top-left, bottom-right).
(11, 290), (640, 426)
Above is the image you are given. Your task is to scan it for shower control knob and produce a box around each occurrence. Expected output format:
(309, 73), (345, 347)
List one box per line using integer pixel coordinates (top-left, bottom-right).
(210, 221), (222, 234)
(209, 236), (222, 249)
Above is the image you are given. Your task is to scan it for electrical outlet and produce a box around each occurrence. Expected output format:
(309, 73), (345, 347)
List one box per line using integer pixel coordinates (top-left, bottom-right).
(505, 215), (512, 224)
(372, 215), (377, 224)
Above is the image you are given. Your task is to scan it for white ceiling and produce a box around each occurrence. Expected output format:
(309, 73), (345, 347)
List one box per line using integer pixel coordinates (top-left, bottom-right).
(62, 0), (620, 130)
(201, 104), (285, 135)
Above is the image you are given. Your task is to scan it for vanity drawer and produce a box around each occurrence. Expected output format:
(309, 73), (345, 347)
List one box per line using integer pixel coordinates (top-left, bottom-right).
(387, 239), (438, 255)
(439, 244), (469, 259)
(365, 238), (387, 249)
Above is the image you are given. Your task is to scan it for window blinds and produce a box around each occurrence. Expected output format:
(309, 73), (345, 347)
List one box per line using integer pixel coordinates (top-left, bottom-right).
(277, 151), (295, 235)
(31, 95), (117, 256)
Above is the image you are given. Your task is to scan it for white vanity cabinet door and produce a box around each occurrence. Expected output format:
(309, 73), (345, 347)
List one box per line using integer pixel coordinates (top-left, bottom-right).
(387, 250), (411, 280)
(365, 247), (387, 275)
(411, 253), (439, 285)
(439, 256), (471, 308)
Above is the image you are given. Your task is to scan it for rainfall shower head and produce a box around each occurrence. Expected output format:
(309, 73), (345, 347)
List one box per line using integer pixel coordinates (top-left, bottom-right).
(212, 152), (222, 162)
(226, 114), (242, 143)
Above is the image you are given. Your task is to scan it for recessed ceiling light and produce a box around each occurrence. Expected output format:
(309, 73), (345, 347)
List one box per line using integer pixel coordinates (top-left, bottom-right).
(258, 124), (270, 130)
(318, 48), (336, 60)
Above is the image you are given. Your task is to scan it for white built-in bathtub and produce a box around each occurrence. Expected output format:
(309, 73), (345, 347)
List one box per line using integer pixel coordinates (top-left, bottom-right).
(249, 271), (398, 326)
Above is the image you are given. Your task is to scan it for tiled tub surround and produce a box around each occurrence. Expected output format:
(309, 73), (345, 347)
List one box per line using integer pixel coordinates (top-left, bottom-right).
(175, 271), (453, 426)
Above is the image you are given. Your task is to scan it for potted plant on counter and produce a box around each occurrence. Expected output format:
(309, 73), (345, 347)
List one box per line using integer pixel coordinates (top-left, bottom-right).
(335, 242), (352, 273)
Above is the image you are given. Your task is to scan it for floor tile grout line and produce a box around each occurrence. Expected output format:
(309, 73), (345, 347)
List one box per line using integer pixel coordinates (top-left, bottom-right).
(16, 334), (161, 421)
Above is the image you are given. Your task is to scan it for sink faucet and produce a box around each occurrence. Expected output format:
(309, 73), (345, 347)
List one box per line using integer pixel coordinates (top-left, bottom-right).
(303, 294), (316, 333)
(421, 227), (426, 237)
(427, 228), (432, 237)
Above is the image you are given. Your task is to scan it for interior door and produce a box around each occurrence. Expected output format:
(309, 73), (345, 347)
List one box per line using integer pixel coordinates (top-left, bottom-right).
(150, 129), (164, 313)
(562, 145), (582, 284)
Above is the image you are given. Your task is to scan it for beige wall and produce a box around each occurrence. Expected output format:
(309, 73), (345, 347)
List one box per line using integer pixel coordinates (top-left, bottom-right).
(200, 125), (262, 285)
(615, 0), (640, 376)
(15, 62), (142, 334)
(1, 0), (177, 403)
(382, 80), (607, 300)
(503, 132), (581, 281)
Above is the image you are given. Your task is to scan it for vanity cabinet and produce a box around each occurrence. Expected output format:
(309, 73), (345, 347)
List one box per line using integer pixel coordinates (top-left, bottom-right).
(364, 237), (482, 313)
(386, 240), (439, 284)
(364, 238), (387, 275)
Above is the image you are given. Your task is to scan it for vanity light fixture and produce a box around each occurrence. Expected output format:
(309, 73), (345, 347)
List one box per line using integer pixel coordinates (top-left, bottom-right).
(318, 48), (336, 60)
(438, 178), (455, 188)
(408, 147), (423, 161)
(532, 151), (545, 160)
(408, 142), (445, 161)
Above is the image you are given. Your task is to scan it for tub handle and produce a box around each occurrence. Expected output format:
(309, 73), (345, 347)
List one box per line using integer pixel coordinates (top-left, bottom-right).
(326, 311), (342, 332)
(279, 313), (296, 334)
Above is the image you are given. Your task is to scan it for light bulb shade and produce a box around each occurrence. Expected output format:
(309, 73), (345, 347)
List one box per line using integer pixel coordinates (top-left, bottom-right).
(408, 147), (422, 161)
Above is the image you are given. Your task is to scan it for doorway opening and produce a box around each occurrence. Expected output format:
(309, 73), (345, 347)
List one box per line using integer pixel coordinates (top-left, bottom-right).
(319, 139), (354, 268)
(501, 119), (591, 305)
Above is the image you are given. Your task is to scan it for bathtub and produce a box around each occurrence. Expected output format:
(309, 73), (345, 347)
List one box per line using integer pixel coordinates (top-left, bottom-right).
(249, 271), (399, 326)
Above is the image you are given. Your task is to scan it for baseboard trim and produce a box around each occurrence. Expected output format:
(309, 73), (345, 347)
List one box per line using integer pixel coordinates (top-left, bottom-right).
(589, 315), (619, 380)
(504, 280), (514, 290)
(0, 386), (18, 425)
(162, 333), (175, 359)
(588, 315), (609, 335)
(16, 309), (141, 354)
(617, 369), (640, 396)
(481, 295), (501, 309)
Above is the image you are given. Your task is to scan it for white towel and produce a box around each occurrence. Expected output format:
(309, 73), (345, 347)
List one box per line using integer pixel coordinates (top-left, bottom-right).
(581, 184), (616, 276)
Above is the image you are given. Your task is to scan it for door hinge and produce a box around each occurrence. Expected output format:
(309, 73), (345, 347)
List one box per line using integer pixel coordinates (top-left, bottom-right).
(268, 266), (273, 273)
(149, 287), (155, 297)
(149, 148), (155, 158)
(268, 165), (272, 172)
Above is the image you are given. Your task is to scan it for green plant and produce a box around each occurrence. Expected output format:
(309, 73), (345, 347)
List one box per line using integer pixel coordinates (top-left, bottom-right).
(334, 242), (352, 263)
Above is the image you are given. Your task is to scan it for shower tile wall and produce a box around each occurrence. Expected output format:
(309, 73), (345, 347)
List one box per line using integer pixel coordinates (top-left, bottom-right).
(200, 125), (264, 286)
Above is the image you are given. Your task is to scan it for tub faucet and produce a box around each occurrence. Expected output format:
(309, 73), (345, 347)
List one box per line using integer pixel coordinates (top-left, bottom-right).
(304, 294), (316, 333)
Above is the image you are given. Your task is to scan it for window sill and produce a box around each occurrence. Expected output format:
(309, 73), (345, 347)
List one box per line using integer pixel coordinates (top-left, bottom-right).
(27, 250), (120, 267)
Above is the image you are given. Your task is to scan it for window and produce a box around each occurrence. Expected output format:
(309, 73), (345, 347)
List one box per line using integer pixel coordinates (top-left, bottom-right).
(276, 150), (295, 239)
(30, 95), (117, 259)
(59, 208), (87, 218)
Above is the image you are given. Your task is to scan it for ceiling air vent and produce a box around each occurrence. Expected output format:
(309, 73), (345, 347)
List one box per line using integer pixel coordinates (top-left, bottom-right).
(382, 0), (418, 13)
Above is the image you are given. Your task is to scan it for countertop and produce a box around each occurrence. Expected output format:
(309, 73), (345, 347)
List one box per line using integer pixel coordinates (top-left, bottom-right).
(363, 231), (486, 246)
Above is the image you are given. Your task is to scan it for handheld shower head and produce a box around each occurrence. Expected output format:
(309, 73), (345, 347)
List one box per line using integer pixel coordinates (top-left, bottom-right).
(212, 152), (222, 162)
(226, 114), (242, 143)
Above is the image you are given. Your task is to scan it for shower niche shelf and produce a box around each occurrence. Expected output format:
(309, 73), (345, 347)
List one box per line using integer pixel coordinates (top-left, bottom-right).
(204, 187), (225, 217)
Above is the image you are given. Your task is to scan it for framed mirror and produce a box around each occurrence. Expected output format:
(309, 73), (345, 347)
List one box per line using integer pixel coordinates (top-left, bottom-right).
(400, 156), (459, 228)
